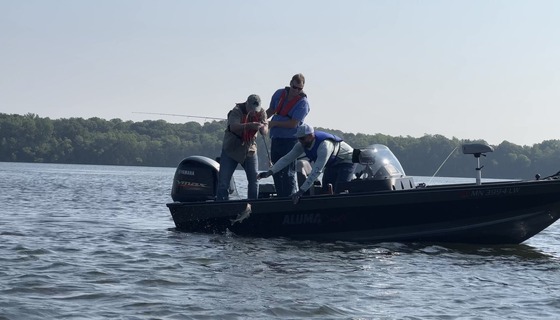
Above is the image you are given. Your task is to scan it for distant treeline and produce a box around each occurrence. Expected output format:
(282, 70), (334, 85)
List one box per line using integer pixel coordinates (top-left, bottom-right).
(1, 113), (559, 179)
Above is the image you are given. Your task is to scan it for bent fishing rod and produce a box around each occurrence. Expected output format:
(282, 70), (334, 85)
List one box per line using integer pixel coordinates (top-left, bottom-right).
(133, 111), (273, 166)
(132, 112), (226, 121)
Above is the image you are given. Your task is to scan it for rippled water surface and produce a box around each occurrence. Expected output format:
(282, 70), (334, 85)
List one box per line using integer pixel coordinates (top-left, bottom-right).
(1, 162), (560, 319)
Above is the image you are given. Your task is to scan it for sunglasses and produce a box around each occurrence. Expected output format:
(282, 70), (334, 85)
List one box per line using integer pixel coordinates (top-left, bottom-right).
(291, 85), (303, 91)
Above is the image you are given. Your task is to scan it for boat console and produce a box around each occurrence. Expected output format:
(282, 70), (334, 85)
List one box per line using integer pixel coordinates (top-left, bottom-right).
(338, 144), (416, 193)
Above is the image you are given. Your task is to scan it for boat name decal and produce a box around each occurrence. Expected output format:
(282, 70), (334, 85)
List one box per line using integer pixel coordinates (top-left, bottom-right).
(282, 213), (321, 225)
(178, 170), (195, 176)
(467, 187), (521, 198)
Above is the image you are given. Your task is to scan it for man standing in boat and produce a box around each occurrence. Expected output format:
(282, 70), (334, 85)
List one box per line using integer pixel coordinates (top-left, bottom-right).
(217, 94), (268, 201)
(258, 124), (356, 204)
(265, 73), (310, 197)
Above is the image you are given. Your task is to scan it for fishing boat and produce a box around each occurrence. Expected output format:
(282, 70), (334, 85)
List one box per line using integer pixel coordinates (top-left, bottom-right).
(166, 143), (560, 244)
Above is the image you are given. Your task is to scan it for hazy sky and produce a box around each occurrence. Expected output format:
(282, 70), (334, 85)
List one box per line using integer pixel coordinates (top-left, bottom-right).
(1, 0), (559, 146)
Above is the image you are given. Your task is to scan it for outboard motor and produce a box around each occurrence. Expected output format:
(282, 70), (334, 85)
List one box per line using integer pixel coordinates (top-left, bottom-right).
(171, 156), (220, 202)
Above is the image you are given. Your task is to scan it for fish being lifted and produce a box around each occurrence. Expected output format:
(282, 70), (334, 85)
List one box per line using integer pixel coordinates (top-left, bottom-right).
(230, 203), (252, 225)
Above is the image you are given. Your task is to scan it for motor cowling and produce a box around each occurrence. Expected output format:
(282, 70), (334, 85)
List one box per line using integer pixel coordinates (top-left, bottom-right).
(171, 156), (219, 202)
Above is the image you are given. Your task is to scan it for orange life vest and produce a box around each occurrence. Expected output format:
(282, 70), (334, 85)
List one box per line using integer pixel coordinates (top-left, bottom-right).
(274, 87), (306, 117)
(227, 103), (264, 143)
(241, 110), (263, 143)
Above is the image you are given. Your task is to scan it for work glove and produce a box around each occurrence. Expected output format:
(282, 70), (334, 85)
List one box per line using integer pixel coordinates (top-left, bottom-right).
(257, 170), (273, 180)
(292, 190), (304, 204)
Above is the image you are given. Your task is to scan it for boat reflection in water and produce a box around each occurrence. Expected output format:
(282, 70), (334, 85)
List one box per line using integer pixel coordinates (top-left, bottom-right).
(167, 143), (560, 244)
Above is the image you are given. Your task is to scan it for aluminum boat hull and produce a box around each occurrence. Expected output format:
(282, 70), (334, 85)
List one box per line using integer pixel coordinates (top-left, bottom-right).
(167, 179), (560, 244)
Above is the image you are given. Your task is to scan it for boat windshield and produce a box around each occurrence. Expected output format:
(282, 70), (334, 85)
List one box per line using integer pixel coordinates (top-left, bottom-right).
(356, 144), (406, 179)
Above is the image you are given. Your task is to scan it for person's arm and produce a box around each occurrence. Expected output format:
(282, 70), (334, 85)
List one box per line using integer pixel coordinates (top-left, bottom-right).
(299, 140), (335, 192)
(265, 106), (275, 119)
(258, 143), (305, 179)
(229, 120), (262, 134)
(266, 89), (281, 118)
(258, 110), (269, 136)
(268, 118), (299, 129)
(228, 108), (263, 134)
(270, 143), (305, 174)
(226, 109), (244, 135)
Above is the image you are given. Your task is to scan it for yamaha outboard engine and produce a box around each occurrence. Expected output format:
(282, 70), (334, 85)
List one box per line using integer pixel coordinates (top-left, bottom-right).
(171, 156), (220, 202)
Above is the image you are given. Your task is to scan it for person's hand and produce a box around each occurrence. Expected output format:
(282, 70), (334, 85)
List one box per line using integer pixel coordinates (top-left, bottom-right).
(268, 120), (276, 129)
(292, 190), (304, 204)
(257, 170), (273, 180)
(248, 122), (261, 131)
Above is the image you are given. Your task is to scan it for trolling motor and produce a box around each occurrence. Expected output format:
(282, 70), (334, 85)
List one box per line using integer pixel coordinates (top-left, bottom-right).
(462, 143), (494, 185)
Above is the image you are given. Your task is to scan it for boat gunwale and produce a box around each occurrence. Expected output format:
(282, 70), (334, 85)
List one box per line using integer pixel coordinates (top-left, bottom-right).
(166, 178), (560, 208)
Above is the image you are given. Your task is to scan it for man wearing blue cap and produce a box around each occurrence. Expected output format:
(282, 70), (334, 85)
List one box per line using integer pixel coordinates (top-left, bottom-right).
(258, 123), (356, 204)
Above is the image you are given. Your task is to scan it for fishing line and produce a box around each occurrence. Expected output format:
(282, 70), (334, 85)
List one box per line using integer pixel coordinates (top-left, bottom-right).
(247, 109), (272, 167)
(261, 135), (272, 167)
(132, 112), (225, 121)
(427, 146), (459, 185)
(135, 111), (272, 165)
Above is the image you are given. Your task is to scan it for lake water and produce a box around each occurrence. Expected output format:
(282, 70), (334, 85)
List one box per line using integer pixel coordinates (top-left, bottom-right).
(1, 162), (560, 319)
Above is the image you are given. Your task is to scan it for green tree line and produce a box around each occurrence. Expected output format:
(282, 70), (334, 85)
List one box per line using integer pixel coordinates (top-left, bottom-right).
(1, 113), (558, 179)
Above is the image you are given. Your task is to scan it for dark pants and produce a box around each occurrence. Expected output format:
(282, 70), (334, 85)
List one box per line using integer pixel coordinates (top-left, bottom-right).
(271, 138), (298, 197)
(322, 162), (357, 193)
